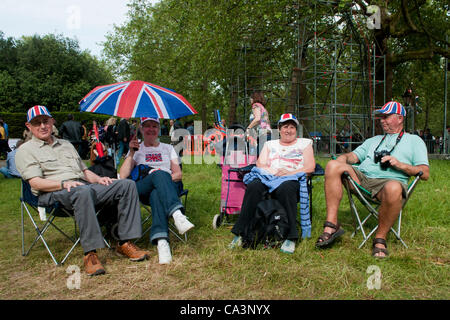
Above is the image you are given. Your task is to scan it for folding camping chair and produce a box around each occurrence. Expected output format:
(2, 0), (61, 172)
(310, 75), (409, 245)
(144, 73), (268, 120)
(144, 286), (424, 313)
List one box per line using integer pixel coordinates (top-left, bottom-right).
(342, 170), (423, 249)
(134, 183), (190, 244)
(20, 180), (111, 265)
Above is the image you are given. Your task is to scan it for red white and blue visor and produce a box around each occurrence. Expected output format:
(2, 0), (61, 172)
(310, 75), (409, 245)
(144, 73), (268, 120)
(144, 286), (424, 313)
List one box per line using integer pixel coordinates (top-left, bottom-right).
(27, 105), (52, 122)
(375, 101), (406, 116)
(278, 113), (299, 126)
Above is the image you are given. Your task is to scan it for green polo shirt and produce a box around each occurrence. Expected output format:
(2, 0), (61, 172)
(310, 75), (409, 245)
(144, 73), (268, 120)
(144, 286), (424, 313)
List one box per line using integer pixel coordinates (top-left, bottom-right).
(15, 135), (87, 195)
(352, 132), (429, 184)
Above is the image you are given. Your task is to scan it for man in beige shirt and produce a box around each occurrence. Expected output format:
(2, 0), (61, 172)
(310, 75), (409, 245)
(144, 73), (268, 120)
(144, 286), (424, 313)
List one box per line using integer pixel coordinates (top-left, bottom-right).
(16, 105), (150, 276)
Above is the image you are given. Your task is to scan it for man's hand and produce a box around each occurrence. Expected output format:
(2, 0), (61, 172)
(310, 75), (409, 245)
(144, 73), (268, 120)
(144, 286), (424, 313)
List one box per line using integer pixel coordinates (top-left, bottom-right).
(63, 180), (85, 192)
(97, 176), (114, 186)
(381, 155), (399, 169)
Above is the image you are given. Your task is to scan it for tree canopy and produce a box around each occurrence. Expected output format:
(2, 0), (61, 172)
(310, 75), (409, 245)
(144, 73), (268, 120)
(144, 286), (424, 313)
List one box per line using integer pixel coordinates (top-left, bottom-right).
(103, 0), (449, 134)
(0, 32), (114, 113)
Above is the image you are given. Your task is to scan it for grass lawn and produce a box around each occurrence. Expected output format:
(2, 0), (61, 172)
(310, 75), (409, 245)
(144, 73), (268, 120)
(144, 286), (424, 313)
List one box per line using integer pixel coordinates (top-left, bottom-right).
(0, 157), (448, 300)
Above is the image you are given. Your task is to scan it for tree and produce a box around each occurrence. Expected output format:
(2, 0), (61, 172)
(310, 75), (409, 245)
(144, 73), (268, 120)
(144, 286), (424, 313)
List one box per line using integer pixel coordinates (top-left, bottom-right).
(0, 32), (114, 113)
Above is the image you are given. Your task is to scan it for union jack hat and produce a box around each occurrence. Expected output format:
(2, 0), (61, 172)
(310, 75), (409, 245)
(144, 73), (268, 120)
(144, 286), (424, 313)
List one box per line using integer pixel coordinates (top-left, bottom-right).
(278, 113), (299, 126)
(27, 105), (52, 122)
(141, 117), (160, 125)
(375, 101), (406, 116)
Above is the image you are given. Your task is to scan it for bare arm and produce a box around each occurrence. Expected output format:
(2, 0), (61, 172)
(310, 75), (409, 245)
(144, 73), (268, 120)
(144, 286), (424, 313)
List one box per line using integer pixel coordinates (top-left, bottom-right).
(119, 138), (139, 179)
(383, 156), (430, 180)
(170, 160), (182, 182)
(83, 169), (114, 186)
(256, 143), (273, 173)
(28, 176), (69, 193)
(247, 106), (262, 129)
(336, 151), (360, 165)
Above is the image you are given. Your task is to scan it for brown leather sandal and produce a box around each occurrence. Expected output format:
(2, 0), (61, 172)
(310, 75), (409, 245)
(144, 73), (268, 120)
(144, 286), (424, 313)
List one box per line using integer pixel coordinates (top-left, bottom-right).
(315, 221), (345, 248)
(372, 238), (389, 258)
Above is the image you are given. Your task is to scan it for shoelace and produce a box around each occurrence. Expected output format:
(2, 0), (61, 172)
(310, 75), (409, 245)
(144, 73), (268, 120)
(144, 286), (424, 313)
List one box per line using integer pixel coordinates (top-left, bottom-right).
(122, 242), (141, 254)
(87, 253), (100, 265)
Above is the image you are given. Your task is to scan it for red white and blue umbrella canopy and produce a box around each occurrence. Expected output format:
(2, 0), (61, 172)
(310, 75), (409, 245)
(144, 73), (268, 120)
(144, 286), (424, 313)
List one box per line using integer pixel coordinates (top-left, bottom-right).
(79, 80), (197, 119)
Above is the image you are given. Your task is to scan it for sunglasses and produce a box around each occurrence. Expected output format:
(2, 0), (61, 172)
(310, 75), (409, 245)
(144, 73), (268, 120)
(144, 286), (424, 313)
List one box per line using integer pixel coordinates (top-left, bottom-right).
(30, 117), (52, 126)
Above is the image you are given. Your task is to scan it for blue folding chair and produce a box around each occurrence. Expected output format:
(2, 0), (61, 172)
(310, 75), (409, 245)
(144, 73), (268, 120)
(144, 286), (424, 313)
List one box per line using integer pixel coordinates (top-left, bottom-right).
(20, 180), (111, 265)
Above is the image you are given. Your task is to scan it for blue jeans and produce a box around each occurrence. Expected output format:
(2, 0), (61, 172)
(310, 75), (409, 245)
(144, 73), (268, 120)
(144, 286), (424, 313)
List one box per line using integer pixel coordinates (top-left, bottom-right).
(116, 141), (129, 165)
(0, 167), (16, 179)
(135, 170), (184, 244)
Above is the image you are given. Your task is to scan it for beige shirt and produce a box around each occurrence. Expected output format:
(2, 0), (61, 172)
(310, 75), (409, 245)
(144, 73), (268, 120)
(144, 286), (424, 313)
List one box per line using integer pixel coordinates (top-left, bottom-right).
(15, 135), (87, 195)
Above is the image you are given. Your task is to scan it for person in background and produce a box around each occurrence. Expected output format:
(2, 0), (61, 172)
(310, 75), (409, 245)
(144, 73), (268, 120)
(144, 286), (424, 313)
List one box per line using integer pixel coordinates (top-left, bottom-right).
(0, 119), (11, 158)
(23, 126), (33, 142)
(59, 114), (83, 156)
(0, 140), (23, 178)
(104, 117), (117, 157)
(115, 117), (130, 166)
(247, 91), (272, 156)
(0, 117), (8, 141)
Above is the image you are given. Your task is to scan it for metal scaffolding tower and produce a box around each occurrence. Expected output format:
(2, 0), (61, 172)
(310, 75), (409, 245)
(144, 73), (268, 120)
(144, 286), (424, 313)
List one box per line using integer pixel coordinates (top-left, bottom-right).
(229, 1), (386, 155)
(296, 1), (386, 155)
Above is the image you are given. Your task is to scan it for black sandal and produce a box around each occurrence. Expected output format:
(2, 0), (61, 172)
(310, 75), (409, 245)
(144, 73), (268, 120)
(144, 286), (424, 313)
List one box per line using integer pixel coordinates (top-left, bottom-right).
(372, 238), (389, 258)
(315, 221), (345, 248)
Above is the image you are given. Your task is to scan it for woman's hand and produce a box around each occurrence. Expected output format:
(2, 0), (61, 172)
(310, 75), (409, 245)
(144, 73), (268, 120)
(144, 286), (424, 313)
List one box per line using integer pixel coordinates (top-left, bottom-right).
(273, 168), (290, 176)
(129, 135), (139, 153)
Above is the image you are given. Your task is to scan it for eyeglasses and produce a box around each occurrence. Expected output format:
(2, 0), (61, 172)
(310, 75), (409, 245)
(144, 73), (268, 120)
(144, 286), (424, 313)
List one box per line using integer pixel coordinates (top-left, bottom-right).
(30, 118), (52, 126)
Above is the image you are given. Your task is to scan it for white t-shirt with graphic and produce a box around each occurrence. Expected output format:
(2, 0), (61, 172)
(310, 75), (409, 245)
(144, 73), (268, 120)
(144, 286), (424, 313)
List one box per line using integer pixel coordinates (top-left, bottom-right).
(263, 138), (312, 172)
(132, 142), (178, 174)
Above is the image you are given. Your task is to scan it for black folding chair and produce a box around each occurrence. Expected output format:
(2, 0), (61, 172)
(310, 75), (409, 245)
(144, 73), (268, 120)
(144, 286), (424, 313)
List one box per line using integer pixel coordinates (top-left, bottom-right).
(342, 171), (423, 249)
(20, 180), (111, 265)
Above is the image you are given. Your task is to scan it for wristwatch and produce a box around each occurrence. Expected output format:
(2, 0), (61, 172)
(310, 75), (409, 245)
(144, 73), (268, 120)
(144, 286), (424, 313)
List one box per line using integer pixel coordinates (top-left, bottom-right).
(61, 180), (67, 190)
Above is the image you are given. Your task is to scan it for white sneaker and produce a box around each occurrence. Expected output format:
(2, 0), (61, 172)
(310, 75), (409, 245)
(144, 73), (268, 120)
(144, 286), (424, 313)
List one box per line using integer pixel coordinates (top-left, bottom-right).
(228, 236), (242, 249)
(280, 240), (295, 254)
(157, 239), (172, 264)
(173, 211), (194, 235)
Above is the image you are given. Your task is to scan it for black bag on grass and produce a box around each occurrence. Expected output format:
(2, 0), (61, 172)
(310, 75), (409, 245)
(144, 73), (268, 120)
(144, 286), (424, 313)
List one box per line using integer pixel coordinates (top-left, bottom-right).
(243, 198), (290, 249)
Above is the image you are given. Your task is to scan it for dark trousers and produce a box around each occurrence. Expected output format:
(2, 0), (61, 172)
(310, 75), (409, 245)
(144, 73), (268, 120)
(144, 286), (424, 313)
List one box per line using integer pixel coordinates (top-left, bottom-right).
(231, 178), (300, 241)
(38, 179), (142, 253)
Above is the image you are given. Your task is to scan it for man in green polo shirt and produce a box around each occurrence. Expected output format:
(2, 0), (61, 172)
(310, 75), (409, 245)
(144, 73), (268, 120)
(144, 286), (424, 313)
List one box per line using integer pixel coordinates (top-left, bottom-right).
(16, 105), (150, 276)
(315, 101), (430, 258)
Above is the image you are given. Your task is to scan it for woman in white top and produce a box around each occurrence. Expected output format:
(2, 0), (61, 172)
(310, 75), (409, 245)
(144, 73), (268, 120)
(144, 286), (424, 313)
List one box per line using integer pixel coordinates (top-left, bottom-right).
(230, 113), (315, 253)
(119, 117), (194, 264)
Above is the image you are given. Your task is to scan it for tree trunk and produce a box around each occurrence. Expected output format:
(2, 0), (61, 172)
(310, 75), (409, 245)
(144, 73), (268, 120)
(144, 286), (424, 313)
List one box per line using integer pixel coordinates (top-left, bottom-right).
(287, 67), (300, 114)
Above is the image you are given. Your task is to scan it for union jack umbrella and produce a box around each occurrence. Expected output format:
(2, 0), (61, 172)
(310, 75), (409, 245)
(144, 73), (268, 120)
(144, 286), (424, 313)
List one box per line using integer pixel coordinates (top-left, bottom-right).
(79, 80), (197, 119)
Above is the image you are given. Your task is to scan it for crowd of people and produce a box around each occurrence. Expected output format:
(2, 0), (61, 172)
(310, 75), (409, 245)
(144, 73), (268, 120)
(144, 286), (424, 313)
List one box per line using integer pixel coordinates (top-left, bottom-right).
(0, 97), (433, 275)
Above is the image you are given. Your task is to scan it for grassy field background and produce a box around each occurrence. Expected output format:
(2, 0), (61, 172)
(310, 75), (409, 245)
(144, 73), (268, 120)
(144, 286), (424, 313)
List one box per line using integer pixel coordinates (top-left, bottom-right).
(0, 157), (448, 300)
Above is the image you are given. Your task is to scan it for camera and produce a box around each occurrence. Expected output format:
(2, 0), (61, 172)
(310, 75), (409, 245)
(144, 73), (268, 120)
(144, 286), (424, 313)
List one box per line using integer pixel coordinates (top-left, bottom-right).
(374, 150), (391, 170)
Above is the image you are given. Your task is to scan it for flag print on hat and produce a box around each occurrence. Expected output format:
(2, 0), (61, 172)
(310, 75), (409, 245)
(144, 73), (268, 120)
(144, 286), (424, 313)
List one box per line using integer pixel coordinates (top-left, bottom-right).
(278, 113), (299, 126)
(375, 101), (406, 116)
(27, 105), (52, 122)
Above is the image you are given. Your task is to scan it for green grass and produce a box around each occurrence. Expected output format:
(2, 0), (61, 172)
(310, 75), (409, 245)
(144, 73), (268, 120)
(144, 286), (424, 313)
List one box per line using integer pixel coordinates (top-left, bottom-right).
(0, 158), (449, 300)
